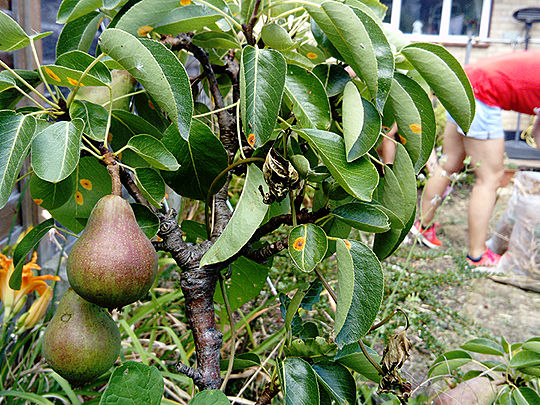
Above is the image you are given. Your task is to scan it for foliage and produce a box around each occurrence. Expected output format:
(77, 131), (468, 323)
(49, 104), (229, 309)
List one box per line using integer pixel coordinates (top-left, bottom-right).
(0, 0), (477, 403)
(431, 335), (540, 404)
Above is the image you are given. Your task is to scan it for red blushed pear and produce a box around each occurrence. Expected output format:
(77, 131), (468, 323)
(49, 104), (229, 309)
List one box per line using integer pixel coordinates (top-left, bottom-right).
(42, 288), (120, 384)
(67, 195), (158, 309)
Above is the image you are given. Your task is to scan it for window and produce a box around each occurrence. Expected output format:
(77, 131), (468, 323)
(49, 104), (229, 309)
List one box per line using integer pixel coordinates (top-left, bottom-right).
(381, 0), (492, 42)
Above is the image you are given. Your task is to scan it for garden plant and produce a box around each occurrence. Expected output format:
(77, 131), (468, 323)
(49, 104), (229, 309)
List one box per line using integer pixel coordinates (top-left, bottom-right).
(0, 0), (484, 403)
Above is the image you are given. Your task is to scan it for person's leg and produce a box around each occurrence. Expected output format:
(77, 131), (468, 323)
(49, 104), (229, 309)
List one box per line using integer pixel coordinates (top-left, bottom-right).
(420, 122), (466, 227)
(463, 136), (505, 258)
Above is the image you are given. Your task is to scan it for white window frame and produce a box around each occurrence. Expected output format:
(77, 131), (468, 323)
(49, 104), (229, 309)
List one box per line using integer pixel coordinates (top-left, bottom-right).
(385, 0), (492, 44)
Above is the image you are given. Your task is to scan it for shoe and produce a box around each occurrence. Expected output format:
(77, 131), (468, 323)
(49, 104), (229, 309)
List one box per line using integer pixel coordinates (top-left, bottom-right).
(410, 220), (442, 249)
(467, 248), (501, 268)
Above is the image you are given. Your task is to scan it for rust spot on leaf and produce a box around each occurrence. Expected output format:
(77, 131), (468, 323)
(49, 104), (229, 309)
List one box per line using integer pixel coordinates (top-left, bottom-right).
(306, 52), (318, 59)
(44, 67), (60, 82)
(398, 134), (407, 145)
(33, 198), (43, 205)
(409, 124), (421, 134)
(67, 77), (84, 87)
(293, 237), (306, 251)
(80, 179), (92, 190)
(75, 191), (83, 205)
(137, 25), (154, 36)
(247, 133), (255, 147)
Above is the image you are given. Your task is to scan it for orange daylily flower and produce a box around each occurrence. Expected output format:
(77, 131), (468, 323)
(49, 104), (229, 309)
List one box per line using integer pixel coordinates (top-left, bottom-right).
(17, 286), (54, 332)
(0, 252), (60, 316)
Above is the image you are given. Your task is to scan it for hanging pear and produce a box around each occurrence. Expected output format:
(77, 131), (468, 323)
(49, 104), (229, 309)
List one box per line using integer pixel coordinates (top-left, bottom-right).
(67, 194), (158, 309)
(42, 288), (121, 384)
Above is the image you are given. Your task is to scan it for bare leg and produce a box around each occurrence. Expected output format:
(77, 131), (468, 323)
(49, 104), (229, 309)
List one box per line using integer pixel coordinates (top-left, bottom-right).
(420, 122), (466, 227)
(463, 136), (505, 257)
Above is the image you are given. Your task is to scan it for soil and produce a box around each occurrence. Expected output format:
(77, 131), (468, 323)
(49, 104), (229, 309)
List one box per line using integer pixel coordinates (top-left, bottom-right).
(400, 181), (540, 400)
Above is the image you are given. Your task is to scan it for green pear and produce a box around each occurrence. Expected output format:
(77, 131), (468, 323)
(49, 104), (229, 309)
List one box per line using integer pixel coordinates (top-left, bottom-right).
(42, 288), (120, 384)
(67, 195), (158, 309)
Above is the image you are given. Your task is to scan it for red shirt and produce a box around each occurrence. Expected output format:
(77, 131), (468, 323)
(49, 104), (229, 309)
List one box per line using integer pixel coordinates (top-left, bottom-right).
(465, 50), (540, 115)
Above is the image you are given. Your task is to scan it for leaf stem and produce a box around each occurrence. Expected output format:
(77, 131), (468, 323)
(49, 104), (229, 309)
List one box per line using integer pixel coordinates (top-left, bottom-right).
(314, 267), (337, 303)
(0, 59), (59, 108)
(358, 339), (384, 375)
(204, 157), (265, 238)
(219, 274), (236, 392)
(65, 53), (106, 108)
(15, 170), (33, 184)
(81, 134), (102, 154)
(13, 85), (47, 109)
(30, 38), (57, 104)
(80, 146), (103, 160)
(194, 101), (239, 118)
(54, 226), (79, 238)
(262, 0), (320, 13)
(103, 85), (114, 148)
(236, 102), (246, 159)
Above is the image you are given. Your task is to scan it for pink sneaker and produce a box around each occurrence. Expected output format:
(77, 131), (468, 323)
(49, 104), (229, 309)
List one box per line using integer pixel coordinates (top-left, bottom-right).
(467, 248), (501, 268)
(410, 220), (442, 249)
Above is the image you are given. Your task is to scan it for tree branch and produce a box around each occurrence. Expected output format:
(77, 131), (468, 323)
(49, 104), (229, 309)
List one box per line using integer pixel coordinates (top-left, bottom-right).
(243, 238), (288, 263)
(242, 0), (262, 46)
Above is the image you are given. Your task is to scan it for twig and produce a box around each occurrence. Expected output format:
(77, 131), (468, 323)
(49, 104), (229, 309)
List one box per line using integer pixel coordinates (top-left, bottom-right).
(243, 0), (262, 45)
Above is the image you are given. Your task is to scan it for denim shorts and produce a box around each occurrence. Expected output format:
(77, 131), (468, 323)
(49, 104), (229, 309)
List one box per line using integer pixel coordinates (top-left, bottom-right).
(446, 99), (504, 140)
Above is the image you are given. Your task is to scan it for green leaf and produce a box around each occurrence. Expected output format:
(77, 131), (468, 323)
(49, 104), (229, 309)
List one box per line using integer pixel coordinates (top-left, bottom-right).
(512, 387), (540, 405)
(384, 73), (436, 172)
(70, 100), (108, 142)
(312, 361), (356, 405)
(0, 391), (54, 405)
(428, 350), (472, 377)
(126, 135), (179, 171)
(114, 0), (181, 35)
(288, 224), (328, 273)
(335, 239), (383, 347)
(134, 168), (165, 208)
(100, 28), (193, 139)
(284, 64), (331, 130)
(100, 361), (163, 405)
(189, 390), (231, 405)
(301, 279), (322, 310)
(132, 203), (159, 239)
(31, 119), (84, 183)
(335, 342), (381, 383)
(307, 1), (392, 111)
(0, 11), (50, 51)
(332, 201), (390, 233)
(103, 0), (129, 9)
(214, 257), (269, 312)
(0, 70), (41, 110)
(261, 23), (294, 50)
(56, 11), (102, 56)
(40, 64), (109, 87)
(240, 46), (286, 148)
(392, 143), (417, 221)
(57, 0), (102, 24)
(0, 112), (36, 209)
(373, 205), (416, 260)
(312, 64), (350, 97)
(342, 83), (380, 161)
(461, 338), (505, 356)
(111, 109), (163, 141)
(509, 350), (540, 369)
(220, 353), (261, 372)
(49, 156), (112, 233)
(285, 285), (309, 332)
(56, 50), (112, 84)
(9, 218), (55, 289)
(30, 174), (75, 211)
(192, 31), (239, 50)
(161, 121), (228, 201)
(375, 163), (406, 228)
(281, 358), (320, 405)
(153, 5), (222, 35)
(401, 43), (475, 132)
(200, 165), (269, 267)
(523, 339), (540, 354)
(295, 129), (378, 201)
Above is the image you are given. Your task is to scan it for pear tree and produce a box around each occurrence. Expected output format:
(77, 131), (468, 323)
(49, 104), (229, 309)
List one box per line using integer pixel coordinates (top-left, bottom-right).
(0, 0), (474, 403)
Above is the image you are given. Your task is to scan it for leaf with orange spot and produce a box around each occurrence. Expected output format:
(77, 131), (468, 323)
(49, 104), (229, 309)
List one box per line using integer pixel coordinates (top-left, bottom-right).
(67, 77), (84, 86)
(74, 191), (83, 205)
(307, 52), (318, 59)
(409, 124), (422, 134)
(288, 224), (328, 273)
(80, 179), (92, 190)
(137, 25), (154, 36)
(29, 173), (74, 211)
(44, 67), (61, 82)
